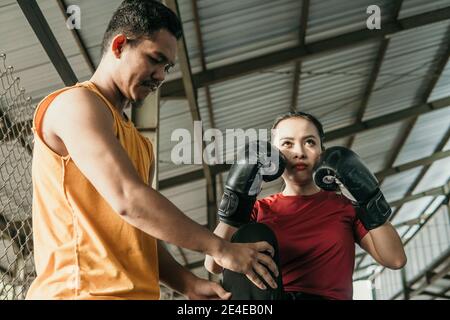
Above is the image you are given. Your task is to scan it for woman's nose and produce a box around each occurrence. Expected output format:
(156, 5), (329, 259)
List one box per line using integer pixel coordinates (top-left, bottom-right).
(292, 144), (306, 159)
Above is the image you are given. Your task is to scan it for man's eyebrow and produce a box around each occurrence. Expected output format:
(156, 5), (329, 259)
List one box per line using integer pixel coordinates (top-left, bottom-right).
(279, 137), (294, 140)
(155, 51), (175, 66)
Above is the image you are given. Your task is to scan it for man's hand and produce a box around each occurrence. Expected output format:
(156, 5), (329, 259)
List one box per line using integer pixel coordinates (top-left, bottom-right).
(213, 240), (279, 290)
(185, 277), (231, 300)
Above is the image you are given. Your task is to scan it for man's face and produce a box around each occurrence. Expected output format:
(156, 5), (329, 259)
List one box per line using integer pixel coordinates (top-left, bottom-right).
(112, 29), (177, 107)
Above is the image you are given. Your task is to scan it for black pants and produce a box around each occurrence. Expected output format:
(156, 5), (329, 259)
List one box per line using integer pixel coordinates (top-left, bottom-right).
(221, 222), (325, 300)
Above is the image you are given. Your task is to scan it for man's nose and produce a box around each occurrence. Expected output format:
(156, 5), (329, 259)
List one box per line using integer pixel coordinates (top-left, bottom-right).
(152, 66), (166, 83)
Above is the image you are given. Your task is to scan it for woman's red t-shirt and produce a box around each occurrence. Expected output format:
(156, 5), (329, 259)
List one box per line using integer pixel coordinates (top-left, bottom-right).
(251, 190), (368, 300)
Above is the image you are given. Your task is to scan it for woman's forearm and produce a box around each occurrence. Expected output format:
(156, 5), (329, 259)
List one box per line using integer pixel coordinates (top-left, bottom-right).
(369, 222), (407, 269)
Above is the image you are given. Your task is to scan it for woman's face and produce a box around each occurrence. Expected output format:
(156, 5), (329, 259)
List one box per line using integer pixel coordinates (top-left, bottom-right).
(273, 117), (322, 185)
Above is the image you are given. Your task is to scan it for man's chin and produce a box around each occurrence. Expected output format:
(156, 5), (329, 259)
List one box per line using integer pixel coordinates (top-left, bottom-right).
(132, 89), (158, 108)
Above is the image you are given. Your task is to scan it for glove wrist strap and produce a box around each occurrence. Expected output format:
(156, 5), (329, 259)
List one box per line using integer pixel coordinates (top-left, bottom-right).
(355, 189), (391, 230)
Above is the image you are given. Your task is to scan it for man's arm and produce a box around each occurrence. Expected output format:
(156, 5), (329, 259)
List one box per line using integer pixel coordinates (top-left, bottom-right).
(45, 88), (278, 289)
(204, 222), (238, 274)
(360, 222), (407, 269)
(158, 241), (194, 295)
(158, 241), (231, 299)
(47, 88), (220, 254)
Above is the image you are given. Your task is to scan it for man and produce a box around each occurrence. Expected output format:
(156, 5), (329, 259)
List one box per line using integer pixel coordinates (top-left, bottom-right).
(26, 0), (278, 300)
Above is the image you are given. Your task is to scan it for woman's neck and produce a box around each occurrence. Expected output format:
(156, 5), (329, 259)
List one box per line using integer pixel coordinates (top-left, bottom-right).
(282, 181), (321, 196)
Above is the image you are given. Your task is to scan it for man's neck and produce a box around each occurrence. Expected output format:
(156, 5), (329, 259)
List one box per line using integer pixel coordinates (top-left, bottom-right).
(90, 67), (129, 115)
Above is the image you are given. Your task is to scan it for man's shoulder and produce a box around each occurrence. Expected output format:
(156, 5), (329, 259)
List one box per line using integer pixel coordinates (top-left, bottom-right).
(52, 86), (102, 109)
(48, 86), (113, 126)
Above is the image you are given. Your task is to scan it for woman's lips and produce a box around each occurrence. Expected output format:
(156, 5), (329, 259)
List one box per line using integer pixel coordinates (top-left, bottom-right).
(295, 164), (307, 171)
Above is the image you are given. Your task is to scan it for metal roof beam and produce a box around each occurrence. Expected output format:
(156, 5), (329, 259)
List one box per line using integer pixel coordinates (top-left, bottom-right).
(347, 0), (404, 148)
(17, 0), (78, 86)
(290, 0), (309, 112)
(421, 290), (450, 299)
(191, 0), (224, 235)
(375, 149), (450, 180)
(164, 0), (218, 233)
(389, 180), (450, 208)
(324, 96), (450, 141)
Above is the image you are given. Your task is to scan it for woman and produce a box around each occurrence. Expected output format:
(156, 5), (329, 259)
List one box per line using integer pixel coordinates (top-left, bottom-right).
(205, 111), (407, 300)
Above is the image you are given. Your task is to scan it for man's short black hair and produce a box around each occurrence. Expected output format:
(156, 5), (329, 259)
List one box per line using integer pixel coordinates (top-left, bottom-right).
(101, 0), (182, 56)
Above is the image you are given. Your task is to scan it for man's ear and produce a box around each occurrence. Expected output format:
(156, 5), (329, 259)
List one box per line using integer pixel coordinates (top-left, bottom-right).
(111, 34), (127, 58)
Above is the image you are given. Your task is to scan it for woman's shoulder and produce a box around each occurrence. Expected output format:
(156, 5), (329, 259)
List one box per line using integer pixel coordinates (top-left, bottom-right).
(254, 193), (284, 213)
(257, 193), (282, 205)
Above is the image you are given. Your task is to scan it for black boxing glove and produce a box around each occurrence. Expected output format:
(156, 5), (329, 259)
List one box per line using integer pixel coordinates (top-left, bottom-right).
(313, 146), (391, 230)
(218, 140), (286, 228)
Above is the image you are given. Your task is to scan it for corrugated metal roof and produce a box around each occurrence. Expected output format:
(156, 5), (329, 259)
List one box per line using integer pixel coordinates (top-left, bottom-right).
(394, 107), (450, 166)
(298, 41), (379, 131)
(391, 196), (434, 225)
(363, 20), (450, 120)
(159, 99), (203, 179)
(205, 65), (293, 132)
(380, 167), (423, 202)
(160, 179), (207, 225)
(197, 0), (302, 69)
(413, 157), (450, 193)
(352, 121), (408, 173)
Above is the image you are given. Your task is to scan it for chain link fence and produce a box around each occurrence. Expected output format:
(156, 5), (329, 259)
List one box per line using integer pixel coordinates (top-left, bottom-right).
(0, 53), (36, 300)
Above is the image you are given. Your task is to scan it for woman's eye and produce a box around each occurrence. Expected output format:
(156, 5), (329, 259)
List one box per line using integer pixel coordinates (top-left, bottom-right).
(282, 141), (292, 147)
(306, 139), (316, 146)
